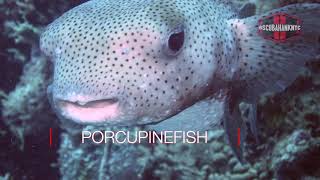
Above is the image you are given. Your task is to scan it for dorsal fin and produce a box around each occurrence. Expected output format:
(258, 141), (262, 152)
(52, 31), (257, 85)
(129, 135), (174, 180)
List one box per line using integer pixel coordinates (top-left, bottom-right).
(279, 0), (320, 6)
(238, 3), (256, 18)
(226, 3), (320, 100)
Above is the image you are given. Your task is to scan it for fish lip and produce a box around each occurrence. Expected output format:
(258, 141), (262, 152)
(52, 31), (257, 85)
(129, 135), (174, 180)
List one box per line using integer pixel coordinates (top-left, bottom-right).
(50, 91), (119, 106)
(53, 97), (121, 123)
(57, 98), (119, 108)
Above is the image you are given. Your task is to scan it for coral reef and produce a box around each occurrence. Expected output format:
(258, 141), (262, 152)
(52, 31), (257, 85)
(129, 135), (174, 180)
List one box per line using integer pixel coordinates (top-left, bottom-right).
(0, 60), (59, 179)
(59, 127), (147, 180)
(0, 0), (84, 178)
(1, 46), (52, 148)
(272, 130), (320, 180)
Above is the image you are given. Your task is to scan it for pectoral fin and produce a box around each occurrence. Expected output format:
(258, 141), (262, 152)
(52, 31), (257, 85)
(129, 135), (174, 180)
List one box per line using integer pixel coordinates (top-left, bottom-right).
(223, 90), (247, 163)
(248, 103), (259, 143)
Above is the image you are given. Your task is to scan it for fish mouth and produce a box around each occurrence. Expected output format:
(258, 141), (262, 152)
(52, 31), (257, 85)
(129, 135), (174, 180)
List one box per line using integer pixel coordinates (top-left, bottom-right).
(55, 98), (120, 123)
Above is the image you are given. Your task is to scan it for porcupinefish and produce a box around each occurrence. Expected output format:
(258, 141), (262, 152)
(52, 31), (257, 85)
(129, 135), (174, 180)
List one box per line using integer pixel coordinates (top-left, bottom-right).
(40, 0), (320, 161)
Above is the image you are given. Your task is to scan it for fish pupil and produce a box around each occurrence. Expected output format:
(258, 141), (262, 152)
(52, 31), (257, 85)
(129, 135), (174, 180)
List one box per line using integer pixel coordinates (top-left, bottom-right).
(168, 30), (184, 52)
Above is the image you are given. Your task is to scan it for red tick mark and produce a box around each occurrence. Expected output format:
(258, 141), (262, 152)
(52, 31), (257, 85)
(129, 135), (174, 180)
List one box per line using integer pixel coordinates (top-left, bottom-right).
(49, 128), (52, 147)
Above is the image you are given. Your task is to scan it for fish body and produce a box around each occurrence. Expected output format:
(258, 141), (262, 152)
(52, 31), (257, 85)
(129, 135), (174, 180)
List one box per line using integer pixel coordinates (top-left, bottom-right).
(40, 0), (320, 161)
(41, 0), (237, 125)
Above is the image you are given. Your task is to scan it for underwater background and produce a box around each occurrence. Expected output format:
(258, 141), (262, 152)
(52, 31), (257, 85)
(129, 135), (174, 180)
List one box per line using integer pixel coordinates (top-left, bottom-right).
(0, 0), (320, 179)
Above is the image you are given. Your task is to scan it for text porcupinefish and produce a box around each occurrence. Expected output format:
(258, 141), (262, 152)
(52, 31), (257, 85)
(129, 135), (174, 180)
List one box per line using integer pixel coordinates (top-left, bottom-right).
(40, 0), (320, 161)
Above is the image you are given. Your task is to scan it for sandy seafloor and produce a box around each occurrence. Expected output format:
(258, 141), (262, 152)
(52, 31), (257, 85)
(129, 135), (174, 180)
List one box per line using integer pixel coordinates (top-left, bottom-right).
(0, 0), (319, 179)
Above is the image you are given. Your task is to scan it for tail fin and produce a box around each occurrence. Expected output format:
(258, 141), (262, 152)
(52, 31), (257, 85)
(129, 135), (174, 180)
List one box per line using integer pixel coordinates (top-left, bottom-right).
(227, 3), (320, 100)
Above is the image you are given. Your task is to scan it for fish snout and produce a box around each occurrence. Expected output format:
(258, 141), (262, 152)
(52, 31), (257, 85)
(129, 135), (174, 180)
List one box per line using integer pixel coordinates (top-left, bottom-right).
(53, 96), (121, 124)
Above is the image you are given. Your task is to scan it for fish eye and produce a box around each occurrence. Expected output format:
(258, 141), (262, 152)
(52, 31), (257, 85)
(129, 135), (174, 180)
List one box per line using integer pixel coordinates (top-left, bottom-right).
(164, 25), (184, 56)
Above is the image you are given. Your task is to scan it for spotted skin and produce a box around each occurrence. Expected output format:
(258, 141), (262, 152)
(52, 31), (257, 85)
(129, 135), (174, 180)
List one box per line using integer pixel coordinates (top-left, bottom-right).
(41, 0), (237, 125)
